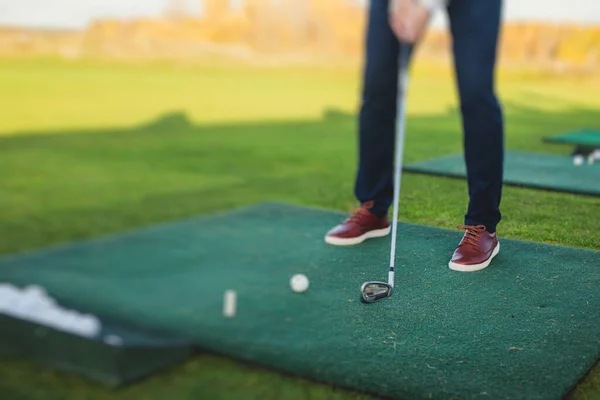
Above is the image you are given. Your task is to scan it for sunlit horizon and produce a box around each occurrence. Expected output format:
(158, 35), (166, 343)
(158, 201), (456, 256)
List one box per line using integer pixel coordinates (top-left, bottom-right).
(0, 0), (599, 30)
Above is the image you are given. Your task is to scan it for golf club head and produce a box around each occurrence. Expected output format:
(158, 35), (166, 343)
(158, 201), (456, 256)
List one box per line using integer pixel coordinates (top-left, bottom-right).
(360, 281), (393, 303)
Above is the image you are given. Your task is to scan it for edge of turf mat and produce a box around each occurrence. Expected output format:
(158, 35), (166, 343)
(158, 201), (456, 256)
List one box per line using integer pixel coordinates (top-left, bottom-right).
(0, 313), (194, 387)
(403, 150), (600, 196)
(1, 202), (600, 400)
(543, 130), (600, 147)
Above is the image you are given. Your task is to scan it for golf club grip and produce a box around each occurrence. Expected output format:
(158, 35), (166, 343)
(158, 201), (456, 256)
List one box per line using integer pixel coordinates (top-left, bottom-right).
(388, 44), (410, 286)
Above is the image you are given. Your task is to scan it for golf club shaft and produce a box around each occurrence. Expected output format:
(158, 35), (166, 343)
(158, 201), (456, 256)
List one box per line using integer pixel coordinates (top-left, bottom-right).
(388, 45), (410, 287)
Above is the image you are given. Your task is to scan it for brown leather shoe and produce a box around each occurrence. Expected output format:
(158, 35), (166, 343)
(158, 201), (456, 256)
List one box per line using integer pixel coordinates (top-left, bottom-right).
(325, 201), (390, 246)
(448, 225), (500, 272)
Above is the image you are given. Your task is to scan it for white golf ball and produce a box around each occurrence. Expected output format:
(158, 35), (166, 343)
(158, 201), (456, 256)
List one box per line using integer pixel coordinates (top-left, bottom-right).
(290, 274), (309, 293)
(104, 335), (123, 346)
(573, 155), (584, 166)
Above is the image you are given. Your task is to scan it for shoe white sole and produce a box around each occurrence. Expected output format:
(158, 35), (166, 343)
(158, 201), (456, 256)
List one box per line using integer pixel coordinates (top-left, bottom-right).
(324, 226), (391, 246)
(448, 241), (500, 272)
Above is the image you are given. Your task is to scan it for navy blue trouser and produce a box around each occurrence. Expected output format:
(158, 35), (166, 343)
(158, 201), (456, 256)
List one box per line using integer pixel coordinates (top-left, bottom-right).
(354, 0), (504, 233)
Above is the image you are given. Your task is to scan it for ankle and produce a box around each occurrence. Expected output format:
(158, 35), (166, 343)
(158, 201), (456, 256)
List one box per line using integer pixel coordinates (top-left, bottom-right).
(361, 201), (388, 219)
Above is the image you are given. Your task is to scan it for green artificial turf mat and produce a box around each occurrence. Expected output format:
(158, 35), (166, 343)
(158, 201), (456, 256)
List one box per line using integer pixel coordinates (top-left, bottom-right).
(0, 202), (599, 400)
(403, 150), (600, 196)
(544, 130), (600, 147)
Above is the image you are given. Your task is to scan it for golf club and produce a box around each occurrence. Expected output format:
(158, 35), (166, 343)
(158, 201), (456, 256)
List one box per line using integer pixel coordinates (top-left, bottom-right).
(360, 44), (410, 304)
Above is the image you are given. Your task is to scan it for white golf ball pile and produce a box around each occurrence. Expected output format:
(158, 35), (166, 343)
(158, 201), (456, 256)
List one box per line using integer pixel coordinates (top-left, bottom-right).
(573, 150), (600, 166)
(0, 284), (101, 338)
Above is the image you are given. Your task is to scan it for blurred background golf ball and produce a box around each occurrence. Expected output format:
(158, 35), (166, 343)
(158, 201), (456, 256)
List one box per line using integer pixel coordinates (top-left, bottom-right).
(573, 155), (584, 166)
(290, 274), (309, 293)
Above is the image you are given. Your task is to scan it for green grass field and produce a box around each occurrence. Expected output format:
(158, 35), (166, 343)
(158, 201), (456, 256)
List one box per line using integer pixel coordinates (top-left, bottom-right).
(0, 57), (599, 399)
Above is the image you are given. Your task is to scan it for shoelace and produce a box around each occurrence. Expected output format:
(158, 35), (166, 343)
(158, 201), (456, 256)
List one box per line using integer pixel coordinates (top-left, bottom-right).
(345, 204), (374, 226)
(346, 207), (371, 226)
(457, 224), (487, 248)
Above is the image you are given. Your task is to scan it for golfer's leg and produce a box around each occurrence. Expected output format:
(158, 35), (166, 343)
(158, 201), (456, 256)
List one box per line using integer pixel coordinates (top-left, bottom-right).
(354, 0), (403, 218)
(448, 0), (504, 233)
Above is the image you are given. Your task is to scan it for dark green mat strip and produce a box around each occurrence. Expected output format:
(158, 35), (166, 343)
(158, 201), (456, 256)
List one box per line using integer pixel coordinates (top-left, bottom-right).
(1, 203), (599, 399)
(404, 150), (600, 196)
(0, 297), (193, 387)
(543, 130), (600, 147)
